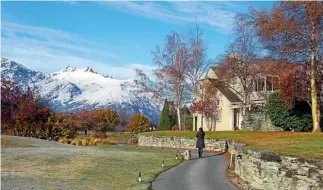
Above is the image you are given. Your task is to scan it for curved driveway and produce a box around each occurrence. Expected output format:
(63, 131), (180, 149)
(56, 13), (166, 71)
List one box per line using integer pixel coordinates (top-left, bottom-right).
(151, 150), (237, 190)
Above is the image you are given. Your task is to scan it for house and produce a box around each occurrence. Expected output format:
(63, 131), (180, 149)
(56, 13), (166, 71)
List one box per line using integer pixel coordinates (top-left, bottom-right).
(192, 63), (300, 131)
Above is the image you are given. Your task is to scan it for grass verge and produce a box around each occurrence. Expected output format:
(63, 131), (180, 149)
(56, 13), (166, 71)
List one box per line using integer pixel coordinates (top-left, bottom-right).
(1, 135), (182, 190)
(142, 131), (323, 159)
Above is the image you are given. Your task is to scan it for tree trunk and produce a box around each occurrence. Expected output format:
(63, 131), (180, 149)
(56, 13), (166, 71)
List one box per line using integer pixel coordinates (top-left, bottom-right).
(176, 106), (182, 130)
(310, 19), (321, 133)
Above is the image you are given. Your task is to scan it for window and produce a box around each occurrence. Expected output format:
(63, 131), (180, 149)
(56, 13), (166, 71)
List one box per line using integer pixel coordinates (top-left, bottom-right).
(254, 75), (280, 92)
(254, 77), (265, 92)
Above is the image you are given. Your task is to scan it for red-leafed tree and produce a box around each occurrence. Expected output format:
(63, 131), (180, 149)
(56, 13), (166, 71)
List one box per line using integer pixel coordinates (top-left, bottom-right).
(74, 110), (92, 136)
(1, 80), (50, 137)
(253, 1), (323, 132)
(190, 79), (220, 131)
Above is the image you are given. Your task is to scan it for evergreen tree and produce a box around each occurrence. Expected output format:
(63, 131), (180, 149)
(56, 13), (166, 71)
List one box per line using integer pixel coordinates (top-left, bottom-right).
(182, 105), (192, 131)
(157, 99), (172, 130)
(182, 105), (191, 117)
(168, 100), (178, 126)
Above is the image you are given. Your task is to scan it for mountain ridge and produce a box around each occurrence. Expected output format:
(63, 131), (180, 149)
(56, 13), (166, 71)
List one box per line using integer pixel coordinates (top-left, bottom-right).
(1, 58), (161, 124)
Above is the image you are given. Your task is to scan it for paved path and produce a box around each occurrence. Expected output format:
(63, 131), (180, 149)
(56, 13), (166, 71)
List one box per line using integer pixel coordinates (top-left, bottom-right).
(151, 150), (237, 190)
(113, 145), (237, 190)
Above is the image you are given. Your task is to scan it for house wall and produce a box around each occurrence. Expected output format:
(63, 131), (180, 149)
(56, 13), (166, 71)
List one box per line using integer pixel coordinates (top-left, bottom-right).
(215, 92), (232, 131)
(206, 69), (217, 79)
(193, 92), (233, 131)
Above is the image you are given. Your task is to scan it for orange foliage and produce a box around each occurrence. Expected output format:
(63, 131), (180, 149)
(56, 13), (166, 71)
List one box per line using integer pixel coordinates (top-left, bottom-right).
(126, 114), (150, 133)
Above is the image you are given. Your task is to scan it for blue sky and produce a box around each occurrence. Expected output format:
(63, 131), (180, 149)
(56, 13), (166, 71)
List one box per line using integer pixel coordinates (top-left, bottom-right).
(1, 1), (273, 79)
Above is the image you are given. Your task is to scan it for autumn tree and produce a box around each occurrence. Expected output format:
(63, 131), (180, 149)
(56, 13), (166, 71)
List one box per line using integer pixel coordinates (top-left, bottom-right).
(91, 109), (120, 136)
(135, 31), (189, 130)
(253, 1), (323, 132)
(1, 80), (20, 134)
(220, 14), (264, 118)
(190, 79), (219, 131)
(104, 109), (120, 130)
(126, 113), (150, 133)
(74, 110), (92, 136)
(185, 23), (213, 99)
(1, 80), (50, 137)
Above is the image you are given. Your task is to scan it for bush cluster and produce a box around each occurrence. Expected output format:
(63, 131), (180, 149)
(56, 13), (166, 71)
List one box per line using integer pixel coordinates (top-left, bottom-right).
(59, 136), (110, 146)
(266, 92), (312, 132)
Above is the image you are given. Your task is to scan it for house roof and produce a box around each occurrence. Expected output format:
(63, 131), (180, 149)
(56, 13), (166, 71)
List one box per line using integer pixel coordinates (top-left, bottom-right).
(210, 66), (227, 80)
(199, 78), (242, 103)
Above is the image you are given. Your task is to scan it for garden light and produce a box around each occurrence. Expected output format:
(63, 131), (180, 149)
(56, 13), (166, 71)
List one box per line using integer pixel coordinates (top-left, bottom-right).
(138, 172), (142, 182)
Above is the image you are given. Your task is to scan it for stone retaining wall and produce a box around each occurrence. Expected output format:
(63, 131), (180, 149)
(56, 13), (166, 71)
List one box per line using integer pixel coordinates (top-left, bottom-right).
(139, 134), (323, 190)
(234, 144), (323, 190)
(138, 134), (235, 152)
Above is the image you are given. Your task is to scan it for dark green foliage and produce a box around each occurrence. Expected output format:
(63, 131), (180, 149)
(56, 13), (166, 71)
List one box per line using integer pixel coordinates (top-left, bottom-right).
(182, 105), (190, 117)
(168, 100), (178, 126)
(182, 105), (192, 131)
(157, 100), (172, 130)
(184, 116), (193, 131)
(266, 93), (289, 129)
(266, 92), (312, 132)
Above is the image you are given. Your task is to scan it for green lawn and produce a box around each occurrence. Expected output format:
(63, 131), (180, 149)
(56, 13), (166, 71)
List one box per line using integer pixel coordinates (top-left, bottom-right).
(1, 135), (182, 190)
(105, 132), (132, 143)
(143, 131), (323, 159)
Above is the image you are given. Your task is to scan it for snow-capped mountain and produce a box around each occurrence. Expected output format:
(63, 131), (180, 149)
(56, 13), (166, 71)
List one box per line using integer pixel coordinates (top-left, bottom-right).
(1, 58), (161, 123)
(1, 58), (45, 89)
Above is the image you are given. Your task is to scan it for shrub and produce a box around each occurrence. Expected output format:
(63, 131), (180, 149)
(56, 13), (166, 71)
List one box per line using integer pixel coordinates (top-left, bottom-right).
(171, 124), (179, 131)
(126, 137), (138, 145)
(93, 138), (102, 146)
(91, 131), (106, 139)
(76, 139), (83, 146)
(66, 139), (71, 144)
(266, 92), (312, 131)
(184, 116), (193, 131)
(71, 140), (77, 146)
(100, 139), (110, 146)
(81, 139), (89, 146)
(58, 137), (67, 143)
(126, 114), (150, 133)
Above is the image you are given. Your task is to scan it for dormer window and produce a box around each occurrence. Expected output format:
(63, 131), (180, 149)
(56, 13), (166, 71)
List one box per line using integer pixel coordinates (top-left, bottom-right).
(254, 75), (280, 92)
(254, 77), (265, 92)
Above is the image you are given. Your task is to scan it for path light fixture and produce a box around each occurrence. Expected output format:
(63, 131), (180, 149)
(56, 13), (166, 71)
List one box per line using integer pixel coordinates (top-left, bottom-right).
(224, 141), (229, 152)
(138, 172), (142, 182)
(162, 160), (165, 168)
(176, 153), (178, 160)
(162, 148), (165, 152)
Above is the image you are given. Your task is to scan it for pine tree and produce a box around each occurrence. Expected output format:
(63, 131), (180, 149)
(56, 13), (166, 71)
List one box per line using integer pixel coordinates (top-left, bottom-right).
(182, 105), (191, 117)
(168, 100), (178, 126)
(157, 99), (172, 130)
(182, 105), (192, 131)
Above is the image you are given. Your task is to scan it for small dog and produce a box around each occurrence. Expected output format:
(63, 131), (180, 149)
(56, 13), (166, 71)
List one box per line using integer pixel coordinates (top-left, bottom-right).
(182, 149), (191, 160)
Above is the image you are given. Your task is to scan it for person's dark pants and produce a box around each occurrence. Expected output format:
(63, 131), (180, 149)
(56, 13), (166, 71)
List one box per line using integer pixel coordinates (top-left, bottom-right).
(198, 148), (203, 157)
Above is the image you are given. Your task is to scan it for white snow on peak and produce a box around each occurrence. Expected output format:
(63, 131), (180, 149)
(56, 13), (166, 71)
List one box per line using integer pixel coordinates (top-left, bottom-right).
(1, 58), (161, 123)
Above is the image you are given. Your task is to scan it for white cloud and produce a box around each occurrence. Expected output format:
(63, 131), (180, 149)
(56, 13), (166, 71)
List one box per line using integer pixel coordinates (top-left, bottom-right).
(1, 22), (153, 80)
(101, 1), (236, 34)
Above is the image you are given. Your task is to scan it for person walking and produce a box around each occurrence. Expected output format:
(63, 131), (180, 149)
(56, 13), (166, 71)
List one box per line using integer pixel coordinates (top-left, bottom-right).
(196, 127), (205, 158)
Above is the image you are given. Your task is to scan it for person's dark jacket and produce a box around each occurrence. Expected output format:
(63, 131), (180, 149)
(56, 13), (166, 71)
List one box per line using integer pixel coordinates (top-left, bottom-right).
(196, 130), (205, 148)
